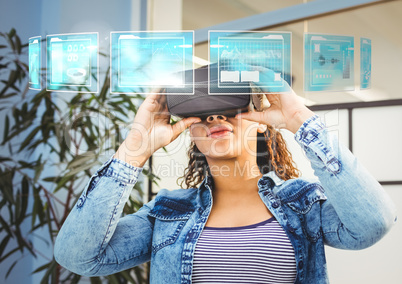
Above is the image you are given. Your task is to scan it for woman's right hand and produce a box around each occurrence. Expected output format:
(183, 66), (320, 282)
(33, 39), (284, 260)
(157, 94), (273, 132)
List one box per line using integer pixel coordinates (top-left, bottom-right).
(115, 93), (201, 167)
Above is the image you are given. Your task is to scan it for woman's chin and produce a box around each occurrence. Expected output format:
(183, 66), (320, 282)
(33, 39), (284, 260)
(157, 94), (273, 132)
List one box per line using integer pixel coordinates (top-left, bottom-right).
(204, 146), (240, 160)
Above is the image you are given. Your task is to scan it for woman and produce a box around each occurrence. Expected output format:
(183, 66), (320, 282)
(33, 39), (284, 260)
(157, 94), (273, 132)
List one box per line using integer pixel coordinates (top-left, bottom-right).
(54, 86), (397, 283)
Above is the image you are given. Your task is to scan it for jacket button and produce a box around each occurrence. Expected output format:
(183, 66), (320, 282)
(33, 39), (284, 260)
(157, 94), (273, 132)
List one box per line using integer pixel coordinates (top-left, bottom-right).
(305, 199), (309, 206)
(289, 227), (295, 233)
(77, 197), (84, 208)
(266, 178), (275, 188)
(298, 260), (304, 269)
(272, 202), (279, 208)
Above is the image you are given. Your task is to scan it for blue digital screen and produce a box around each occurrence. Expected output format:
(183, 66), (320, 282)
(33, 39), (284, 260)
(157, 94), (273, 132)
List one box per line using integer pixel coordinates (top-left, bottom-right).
(360, 38), (371, 90)
(29, 36), (41, 90)
(209, 31), (292, 94)
(46, 33), (98, 93)
(110, 31), (194, 94)
(304, 33), (354, 92)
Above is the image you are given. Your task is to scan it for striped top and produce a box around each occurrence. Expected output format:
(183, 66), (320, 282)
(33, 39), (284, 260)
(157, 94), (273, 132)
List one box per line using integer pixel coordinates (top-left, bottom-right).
(192, 217), (297, 283)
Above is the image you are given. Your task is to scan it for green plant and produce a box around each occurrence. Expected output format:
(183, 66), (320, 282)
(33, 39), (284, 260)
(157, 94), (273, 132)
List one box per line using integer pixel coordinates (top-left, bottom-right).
(0, 28), (157, 283)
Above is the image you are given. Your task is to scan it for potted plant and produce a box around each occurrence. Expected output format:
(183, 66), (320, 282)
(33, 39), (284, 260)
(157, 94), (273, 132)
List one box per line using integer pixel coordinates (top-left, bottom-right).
(0, 28), (157, 283)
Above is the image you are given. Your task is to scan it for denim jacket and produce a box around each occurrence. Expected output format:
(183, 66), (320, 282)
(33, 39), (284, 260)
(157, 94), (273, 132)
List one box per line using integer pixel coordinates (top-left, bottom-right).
(54, 115), (397, 283)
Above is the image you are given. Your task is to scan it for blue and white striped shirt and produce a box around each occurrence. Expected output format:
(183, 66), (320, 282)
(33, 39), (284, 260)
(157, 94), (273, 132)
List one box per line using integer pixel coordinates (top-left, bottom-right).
(192, 217), (297, 283)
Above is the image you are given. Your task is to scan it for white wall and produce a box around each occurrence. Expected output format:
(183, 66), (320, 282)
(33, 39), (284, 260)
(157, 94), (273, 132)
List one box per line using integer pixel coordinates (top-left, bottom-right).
(352, 106), (402, 181)
(326, 185), (402, 284)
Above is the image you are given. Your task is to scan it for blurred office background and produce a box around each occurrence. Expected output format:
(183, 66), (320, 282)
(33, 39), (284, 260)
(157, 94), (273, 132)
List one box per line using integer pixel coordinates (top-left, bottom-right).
(0, 0), (401, 283)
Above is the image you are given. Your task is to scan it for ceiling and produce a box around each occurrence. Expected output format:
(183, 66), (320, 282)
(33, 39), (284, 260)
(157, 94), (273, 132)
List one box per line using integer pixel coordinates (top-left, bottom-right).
(182, 0), (402, 105)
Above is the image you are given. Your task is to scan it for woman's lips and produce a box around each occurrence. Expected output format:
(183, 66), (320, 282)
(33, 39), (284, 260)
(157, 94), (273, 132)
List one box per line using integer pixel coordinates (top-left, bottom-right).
(209, 130), (233, 138)
(207, 125), (234, 138)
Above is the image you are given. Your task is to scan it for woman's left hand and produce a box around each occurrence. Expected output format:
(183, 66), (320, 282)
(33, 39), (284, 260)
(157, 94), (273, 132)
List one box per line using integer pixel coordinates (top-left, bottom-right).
(235, 88), (315, 134)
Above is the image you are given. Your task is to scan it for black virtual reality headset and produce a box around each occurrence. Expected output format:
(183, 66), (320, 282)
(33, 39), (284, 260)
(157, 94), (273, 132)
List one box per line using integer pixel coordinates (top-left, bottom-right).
(166, 64), (270, 120)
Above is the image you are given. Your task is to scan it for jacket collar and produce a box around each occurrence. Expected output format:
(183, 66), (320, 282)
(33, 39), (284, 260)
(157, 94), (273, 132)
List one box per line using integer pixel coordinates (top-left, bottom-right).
(262, 171), (285, 187)
(199, 171), (284, 192)
(198, 171), (285, 202)
(197, 174), (214, 211)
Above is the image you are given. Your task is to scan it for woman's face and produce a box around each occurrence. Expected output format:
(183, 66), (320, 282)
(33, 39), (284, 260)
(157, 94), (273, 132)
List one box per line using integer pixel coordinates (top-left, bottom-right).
(189, 114), (266, 160)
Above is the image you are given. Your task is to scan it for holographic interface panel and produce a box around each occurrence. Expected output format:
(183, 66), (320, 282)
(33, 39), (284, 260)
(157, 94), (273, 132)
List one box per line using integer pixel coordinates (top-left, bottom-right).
(304, 33), (354, 92)
(360, 38), (371, 90)
(29, 36), (41, 90)
(46, 33), (98, 93)
(110, 31), (194, 94)
(209, 31), (291, 94)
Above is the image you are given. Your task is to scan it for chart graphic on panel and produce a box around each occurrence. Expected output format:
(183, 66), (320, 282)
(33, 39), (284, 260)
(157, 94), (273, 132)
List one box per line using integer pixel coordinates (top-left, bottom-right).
(46, 33), (98, 93)
(304, 34), (354, 92)
(209, 31), (291, 94)
(29, 36), (41, 90)
(360, 38), (371, 90)
(111, 31), (194, 94)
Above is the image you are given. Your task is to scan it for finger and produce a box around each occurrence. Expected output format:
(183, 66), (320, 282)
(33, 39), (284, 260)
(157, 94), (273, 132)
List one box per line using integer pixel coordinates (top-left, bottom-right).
(265, 92), (280, 104)
(149, 86), (164, 95)
(171, 117), (202, 141)
(158, 94), (169, 112)
(143, 93), (159, 103)
(141, 93), (166, 113)
(235, 111), (265, 123)
(144, 88), (165, 105)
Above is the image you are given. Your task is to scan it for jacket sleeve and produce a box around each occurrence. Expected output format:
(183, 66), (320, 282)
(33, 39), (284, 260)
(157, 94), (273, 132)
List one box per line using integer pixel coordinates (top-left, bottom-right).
(54, 156), (155, 276)
(294, 115), (397, 250)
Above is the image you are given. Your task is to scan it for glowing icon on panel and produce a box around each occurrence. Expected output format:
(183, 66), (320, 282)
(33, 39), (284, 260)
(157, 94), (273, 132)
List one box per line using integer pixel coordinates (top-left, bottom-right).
(241, 71), (259, 82)
(221, 70), (240, 82)
(67, 68), (87, 84)
(47, 33), (98, 93)
(221, 46), (241, 60)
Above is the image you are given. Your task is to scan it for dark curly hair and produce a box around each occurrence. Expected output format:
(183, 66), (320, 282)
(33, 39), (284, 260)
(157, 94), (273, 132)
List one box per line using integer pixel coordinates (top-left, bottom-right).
(177, 124), (300, 189)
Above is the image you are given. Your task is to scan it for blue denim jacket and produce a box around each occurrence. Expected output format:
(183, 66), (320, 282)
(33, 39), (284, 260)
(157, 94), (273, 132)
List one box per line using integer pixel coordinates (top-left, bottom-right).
(54, 115), (397, 283)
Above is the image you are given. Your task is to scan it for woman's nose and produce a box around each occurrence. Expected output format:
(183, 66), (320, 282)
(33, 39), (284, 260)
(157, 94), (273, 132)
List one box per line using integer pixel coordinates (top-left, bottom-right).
(206, 114), (227, 122)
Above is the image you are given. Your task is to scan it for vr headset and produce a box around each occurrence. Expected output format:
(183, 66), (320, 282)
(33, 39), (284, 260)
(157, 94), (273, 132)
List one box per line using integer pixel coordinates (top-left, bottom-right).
(166, 64), (270, 120)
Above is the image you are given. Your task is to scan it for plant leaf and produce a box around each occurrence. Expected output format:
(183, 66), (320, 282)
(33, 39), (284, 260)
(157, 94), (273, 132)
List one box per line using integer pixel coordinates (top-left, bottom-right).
(65, 161), (99, 178)
(15, 34), (22, 54)
(53, 175), (73, 193)
(5, 259), (18, 279)
(0, 235), (11, 259)
(8, 28), (16, 38)
(0, 247), (20, 263)
(0, 215), (13, 236)
(120, 269), (137, 283)
(17, 176), (29, 225)
(67, 154), (95, 169)
(19, 125), (41, 151)
(89, 277), (103, 284)
(39, 259), (57, 284)
(2, 115), (9, 144)
(32, 261), (52, 274)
